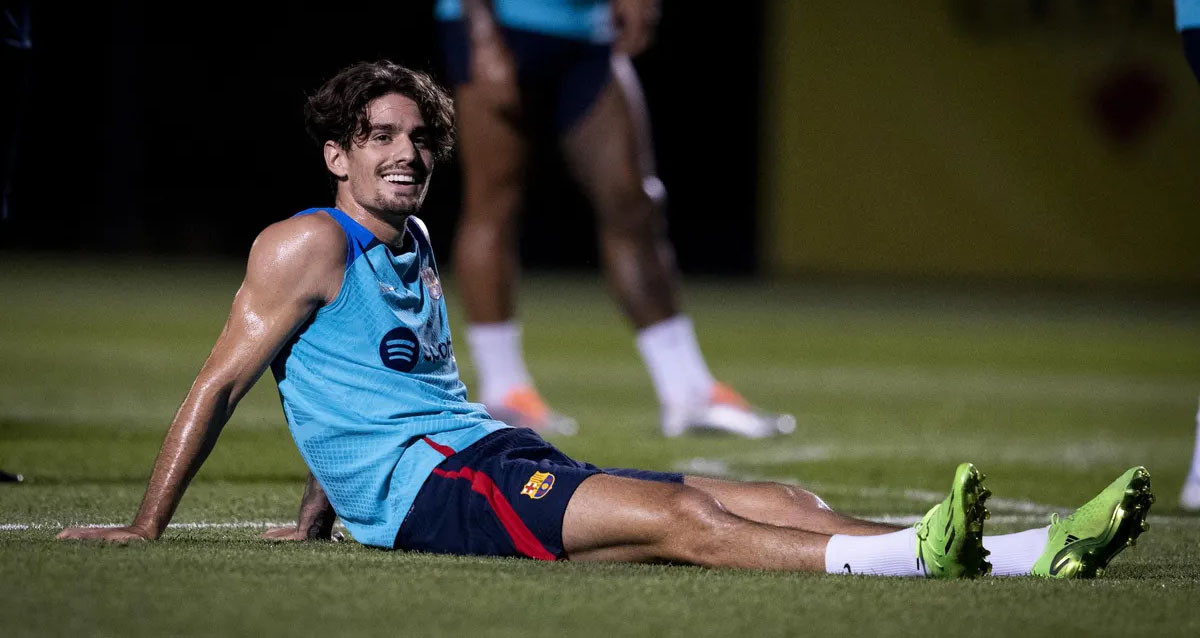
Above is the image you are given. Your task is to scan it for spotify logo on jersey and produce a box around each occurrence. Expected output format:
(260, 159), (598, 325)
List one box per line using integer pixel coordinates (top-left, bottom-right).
(379, 327), (421, 373)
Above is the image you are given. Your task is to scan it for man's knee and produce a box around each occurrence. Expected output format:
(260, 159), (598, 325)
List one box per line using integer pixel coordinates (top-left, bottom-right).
(660, 485), (738, 562)
(766, 482), (833, 512)
(460, 178), (523, 227)
(597, 184), (663, 240)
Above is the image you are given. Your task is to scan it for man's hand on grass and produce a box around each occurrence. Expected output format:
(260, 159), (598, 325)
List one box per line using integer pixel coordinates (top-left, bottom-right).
(57, 525), (154, 543)
(260, 524), (344, 542)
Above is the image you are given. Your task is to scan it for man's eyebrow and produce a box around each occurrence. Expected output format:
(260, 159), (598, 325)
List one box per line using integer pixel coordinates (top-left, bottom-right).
(368, 123), (400, 134)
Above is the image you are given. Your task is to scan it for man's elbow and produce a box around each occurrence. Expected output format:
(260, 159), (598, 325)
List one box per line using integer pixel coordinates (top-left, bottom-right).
(184, 373), (244, 421)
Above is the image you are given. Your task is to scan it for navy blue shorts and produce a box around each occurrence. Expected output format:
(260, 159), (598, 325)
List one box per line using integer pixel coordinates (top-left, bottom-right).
(437, 20), (612, 132)
(1186, 28), (1200, 84)
(395, 428), (683, 560)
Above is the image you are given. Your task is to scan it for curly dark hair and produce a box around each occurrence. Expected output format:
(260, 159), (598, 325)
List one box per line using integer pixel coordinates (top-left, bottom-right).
(304, 60), (455, 162)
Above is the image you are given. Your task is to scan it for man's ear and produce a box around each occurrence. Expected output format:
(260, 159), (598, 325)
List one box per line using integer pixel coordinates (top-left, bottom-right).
(324, 141), (349, 179)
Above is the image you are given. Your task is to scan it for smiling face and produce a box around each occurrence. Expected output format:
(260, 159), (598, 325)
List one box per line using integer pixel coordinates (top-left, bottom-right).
(325, 92), (435, 221)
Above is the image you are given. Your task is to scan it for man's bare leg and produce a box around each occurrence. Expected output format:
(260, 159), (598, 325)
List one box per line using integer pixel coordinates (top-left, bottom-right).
(451, 59), (583, 432)
(563, 465), (992, 578)
(683, 476), (902, 536)
(558, 59), (794, 437)
(452, 82), (527, 325)
(562, 474), (829, 570)
(560, 58), (678, 329)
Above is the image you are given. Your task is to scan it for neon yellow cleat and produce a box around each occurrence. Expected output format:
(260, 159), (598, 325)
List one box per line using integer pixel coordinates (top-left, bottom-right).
(1032, 466), (1154, 579)
(915, 462), (992, 578)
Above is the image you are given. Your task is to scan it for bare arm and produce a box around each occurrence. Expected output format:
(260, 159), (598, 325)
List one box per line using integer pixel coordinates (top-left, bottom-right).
(58, 215), (345, 542)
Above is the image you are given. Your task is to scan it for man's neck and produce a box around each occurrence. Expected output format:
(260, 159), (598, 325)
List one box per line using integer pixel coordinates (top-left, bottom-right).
(334, 195), (408, 248)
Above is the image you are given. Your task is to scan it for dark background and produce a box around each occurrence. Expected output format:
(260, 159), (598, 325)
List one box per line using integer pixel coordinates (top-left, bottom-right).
(0, 2), (761, 274)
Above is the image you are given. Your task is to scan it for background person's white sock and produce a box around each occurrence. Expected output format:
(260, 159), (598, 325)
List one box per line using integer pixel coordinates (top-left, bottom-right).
(635, 315), (716, 410)
(466, 321), (532, 406)
(982, 527), (1050, 576)
(1188, 396), (1200, 479)
(824, 528), (924, 577)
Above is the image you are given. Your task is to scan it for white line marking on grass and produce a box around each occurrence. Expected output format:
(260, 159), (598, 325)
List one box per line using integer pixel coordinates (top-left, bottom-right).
(534, 359), (1200, 406)
(0, 520), (292, 532)
(672, 458), (1200, 527)
(862, 514), (1200, 527)
(692, 440), (1177, 471)
(6, 514), (1197, 536)
(675, 457), (1064, 513)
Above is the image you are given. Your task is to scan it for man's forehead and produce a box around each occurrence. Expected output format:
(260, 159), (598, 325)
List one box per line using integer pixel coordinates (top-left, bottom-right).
(367, 93), (424, 126)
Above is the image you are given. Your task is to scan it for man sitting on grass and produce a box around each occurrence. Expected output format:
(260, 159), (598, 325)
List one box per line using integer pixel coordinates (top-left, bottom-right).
(59, 61), (1153, 580)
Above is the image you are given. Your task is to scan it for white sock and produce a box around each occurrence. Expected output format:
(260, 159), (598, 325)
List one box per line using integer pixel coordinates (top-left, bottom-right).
(466, 321), (532, 406)
(1189, 395), (1200, 480)
(982, 527), (1049, 576)
(635, 315), (716, 409)
(824, 528), (923, 577)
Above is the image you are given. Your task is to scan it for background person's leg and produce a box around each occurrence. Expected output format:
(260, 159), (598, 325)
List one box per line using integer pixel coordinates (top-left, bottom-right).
(1181, 396), (1200, 511)
(1181, 24), (1200, 508)
(448, 23), (580, 435)
(560, 61), (679, 330)
(452, 82), (528, 328)
(453, 83), (579, 431)
(559, 62), (793, 438)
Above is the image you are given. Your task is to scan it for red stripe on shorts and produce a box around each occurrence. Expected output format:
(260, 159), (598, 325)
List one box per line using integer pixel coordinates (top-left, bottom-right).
(431, 466), (556, 561)
(422, 436), (456, 458)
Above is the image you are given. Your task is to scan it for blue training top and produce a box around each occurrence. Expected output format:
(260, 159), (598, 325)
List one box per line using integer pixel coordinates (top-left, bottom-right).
(1179, 0), (1200, 31)
(435, 0), (614, 43)
(270, 208), (508, 548)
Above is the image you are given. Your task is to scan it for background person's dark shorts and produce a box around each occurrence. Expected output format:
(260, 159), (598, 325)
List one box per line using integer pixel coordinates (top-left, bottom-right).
(437, 19), (612, 133)
(395, 428), (683, 560)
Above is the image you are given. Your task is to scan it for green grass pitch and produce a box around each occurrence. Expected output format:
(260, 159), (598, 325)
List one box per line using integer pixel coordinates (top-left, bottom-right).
(3, 254), (1200, 637)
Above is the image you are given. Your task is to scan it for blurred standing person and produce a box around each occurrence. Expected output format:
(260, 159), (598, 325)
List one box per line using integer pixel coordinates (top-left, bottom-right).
(1178, 0), (1200, 512)
(437, 0), (794, 438)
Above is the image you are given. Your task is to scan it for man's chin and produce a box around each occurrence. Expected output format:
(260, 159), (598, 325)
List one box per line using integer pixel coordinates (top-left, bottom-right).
(375, 196), (423, 217)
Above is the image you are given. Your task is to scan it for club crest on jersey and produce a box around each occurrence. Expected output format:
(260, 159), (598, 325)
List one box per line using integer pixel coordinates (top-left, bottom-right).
(521, 471), (555, 499)
(420, 267), (442, 300)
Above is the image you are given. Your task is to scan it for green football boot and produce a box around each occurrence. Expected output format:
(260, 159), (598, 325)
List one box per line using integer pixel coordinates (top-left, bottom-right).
(1032, 466), (1154, 579)
(915, 462), (992, 578)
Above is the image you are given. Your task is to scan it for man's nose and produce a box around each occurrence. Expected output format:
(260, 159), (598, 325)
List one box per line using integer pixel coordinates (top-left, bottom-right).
(392, 135), (417, 162)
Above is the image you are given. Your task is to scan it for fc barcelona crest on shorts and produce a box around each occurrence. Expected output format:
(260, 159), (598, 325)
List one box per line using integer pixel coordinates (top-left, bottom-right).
(521, 471), (555, 499)
(420, 267), (442, 300)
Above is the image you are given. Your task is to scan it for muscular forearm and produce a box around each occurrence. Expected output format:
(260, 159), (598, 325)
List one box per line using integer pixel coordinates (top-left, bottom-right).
(296, 472), (336, 539)
(130, 382), (236, 538)
(61, 217), (336, 544)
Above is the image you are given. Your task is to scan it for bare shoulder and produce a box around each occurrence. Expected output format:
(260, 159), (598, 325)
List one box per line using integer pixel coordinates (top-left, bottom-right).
(246, 212), (347, 303)
(253, 212), (345, 261)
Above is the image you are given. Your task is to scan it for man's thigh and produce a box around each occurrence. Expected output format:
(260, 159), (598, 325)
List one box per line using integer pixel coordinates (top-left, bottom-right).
(561, 473), (693, 562)
(394, 430), (684, 560)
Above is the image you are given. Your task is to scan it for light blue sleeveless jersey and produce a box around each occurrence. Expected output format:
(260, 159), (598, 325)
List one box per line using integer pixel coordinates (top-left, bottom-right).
(435, 0), (614, 43)
(270, 208), (508, 548)
(1179, 0), (1200, 30)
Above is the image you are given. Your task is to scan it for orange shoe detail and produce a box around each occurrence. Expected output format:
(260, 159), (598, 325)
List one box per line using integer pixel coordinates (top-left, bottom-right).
(710, 382), (750, 410)
(501, 386), (550, 422)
